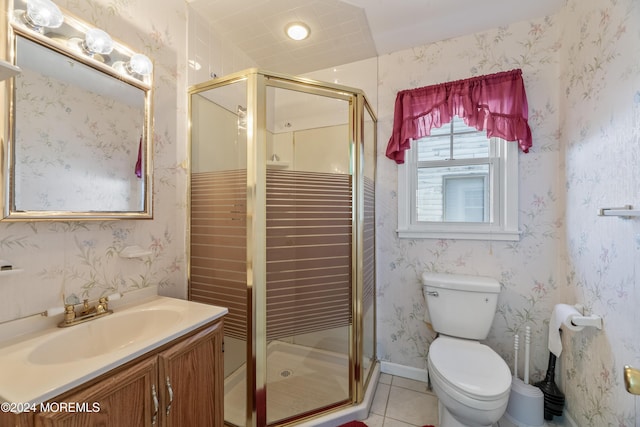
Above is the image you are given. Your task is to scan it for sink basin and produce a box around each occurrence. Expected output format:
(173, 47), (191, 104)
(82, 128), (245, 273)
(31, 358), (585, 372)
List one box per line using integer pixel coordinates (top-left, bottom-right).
(0, 295), (227, 408)
(28, 308), (183, 365)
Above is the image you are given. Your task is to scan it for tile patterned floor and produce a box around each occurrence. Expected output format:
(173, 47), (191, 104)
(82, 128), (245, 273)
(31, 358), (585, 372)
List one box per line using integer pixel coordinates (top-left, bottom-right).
(361, 373), (571, 427)
(363, 373), (439, 427)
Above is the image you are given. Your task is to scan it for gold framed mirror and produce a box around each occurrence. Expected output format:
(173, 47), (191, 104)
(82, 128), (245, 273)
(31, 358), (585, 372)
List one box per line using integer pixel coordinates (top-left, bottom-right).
(1, 0), (153, 220)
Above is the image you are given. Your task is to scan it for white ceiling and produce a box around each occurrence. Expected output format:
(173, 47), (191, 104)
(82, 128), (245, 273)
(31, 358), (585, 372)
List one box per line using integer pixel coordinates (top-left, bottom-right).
(187, 0), (565, 76)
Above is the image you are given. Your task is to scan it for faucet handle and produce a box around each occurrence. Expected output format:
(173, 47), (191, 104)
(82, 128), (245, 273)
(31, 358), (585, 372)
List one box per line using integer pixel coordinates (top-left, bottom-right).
(96, 297), (108, 314)
(63, 305), (76, 324)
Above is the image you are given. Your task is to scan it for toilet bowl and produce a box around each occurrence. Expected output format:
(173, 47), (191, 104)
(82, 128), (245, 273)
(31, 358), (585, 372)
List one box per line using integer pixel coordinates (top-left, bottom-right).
(422, 272), (511, 427)
(428, 336), (511, 427)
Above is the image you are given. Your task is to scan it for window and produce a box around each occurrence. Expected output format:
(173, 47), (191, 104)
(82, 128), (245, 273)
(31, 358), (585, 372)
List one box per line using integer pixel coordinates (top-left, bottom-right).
(397, 116), (520, 240)
(442, 175), (487, 222)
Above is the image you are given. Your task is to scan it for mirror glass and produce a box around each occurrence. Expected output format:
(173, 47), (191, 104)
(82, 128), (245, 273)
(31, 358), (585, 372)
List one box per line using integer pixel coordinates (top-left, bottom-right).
(3, 2), (153, 220)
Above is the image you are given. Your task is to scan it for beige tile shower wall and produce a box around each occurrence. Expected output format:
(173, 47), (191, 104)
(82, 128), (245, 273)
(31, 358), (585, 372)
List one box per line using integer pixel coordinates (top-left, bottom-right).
(187, 5), (257, 86)
(269, 132), (294, 168)
(191, 96), (247, 172)
(294, 125), (350, 174)
(269, 125), (350, 173)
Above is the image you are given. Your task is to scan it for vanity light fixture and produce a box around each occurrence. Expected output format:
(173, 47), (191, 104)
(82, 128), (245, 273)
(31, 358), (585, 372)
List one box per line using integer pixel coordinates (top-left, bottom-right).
(285, 22), (310, 41)
(83, 28), (114, 55)
(128, 53), (153, 76)
(112, 53), (153, 77)
(13, 0), (153, 85)
(23, 0), (63, 30)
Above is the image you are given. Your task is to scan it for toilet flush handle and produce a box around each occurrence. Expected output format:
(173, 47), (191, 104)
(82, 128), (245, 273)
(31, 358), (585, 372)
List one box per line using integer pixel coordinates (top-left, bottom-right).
(426, 291), (439, 297)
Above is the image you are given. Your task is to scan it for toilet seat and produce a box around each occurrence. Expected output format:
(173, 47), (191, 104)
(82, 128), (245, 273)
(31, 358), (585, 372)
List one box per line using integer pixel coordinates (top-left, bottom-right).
(428, 336), (511, 404)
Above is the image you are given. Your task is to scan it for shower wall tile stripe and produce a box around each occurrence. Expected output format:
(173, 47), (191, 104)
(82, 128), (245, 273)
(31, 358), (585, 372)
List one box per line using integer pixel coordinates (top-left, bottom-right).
(363, 177), (375, 311)
(266, 169), (353, 341)
(190, 169), (353, 341)
(191, 170), (247, 340)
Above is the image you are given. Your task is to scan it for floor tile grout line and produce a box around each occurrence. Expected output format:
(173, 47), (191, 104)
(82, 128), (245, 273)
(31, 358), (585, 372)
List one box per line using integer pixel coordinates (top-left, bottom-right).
(380, 375), (438, 427)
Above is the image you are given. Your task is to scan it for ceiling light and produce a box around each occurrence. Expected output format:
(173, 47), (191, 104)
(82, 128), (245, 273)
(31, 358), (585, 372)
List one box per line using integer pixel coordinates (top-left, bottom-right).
(285, 22), (310, 41)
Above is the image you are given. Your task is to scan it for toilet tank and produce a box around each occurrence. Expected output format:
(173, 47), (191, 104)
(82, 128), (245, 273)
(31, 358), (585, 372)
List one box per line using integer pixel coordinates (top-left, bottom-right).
(422, 272), (501, 340)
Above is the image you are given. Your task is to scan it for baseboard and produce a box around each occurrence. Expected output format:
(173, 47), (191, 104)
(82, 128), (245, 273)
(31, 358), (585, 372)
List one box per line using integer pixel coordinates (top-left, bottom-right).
(561, 411), (579, 427)
(380, 360), (429, 383)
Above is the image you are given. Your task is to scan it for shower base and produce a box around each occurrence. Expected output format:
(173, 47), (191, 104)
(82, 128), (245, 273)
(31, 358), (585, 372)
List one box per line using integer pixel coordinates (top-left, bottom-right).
(225, 340), (370, 426)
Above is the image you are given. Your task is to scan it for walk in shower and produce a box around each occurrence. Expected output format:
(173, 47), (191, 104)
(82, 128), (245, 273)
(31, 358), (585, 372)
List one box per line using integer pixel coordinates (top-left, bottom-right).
(188, 69), (377, 426)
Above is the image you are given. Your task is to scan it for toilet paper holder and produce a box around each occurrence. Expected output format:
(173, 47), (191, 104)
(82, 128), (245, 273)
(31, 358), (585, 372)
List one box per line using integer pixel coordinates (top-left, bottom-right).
(571, 304), (603, 330)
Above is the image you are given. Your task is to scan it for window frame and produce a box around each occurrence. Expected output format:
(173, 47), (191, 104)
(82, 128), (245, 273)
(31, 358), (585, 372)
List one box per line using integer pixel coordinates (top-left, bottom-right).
(397, 133), (520, 241)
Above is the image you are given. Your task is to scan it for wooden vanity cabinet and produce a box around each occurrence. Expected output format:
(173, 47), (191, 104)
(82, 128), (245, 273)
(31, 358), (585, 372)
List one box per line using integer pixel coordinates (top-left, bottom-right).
(35, 357), (158, 427)
(158, 321), (224, 426)
(32, 318), (224, 427)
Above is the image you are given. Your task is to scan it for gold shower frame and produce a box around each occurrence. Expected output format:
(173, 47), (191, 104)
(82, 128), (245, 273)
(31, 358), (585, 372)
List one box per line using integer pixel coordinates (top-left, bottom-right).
(187, 68), (377, 427)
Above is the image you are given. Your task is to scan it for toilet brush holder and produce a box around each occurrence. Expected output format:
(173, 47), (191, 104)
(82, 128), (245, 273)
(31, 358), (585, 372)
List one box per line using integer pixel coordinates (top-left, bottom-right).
(505, 377), (544, 426)
(534, 352), (565, 420)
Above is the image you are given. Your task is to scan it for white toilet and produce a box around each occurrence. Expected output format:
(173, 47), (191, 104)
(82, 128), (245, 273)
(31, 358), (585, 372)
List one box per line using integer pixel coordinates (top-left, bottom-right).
(422, 272), (511, 427)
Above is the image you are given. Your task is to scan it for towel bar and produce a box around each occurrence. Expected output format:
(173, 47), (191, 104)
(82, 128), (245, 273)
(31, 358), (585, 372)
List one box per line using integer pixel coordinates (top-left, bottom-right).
(598, 205), (640, 218)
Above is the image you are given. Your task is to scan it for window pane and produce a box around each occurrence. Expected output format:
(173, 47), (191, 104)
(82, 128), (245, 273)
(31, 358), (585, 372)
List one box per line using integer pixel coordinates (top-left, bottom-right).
(416, 116), (489, 162)
(451, 131), (489, 159)
(416, 164), (490, 222)
(444, 176), (486, 222)
(428, 120), (453, 136)
(417, 134), (451, 161)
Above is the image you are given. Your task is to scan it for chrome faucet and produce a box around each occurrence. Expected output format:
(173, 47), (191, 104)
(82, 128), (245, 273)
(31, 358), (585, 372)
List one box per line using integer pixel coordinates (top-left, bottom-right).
(59, 296), (113, 327)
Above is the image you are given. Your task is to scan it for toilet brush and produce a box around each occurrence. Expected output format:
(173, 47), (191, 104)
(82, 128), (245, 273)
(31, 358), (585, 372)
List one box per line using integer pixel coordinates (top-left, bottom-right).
(534, 351), (565, 420)
(505, 328), (545, 426)
(513, 334), (519, 379)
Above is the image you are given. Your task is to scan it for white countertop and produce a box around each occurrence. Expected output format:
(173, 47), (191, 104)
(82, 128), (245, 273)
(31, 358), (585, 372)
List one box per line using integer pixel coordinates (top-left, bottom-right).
(0, 296), (227, 410)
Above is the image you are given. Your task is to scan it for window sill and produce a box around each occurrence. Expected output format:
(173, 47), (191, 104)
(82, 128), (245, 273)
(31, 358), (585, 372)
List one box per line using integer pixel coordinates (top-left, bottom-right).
(397, 228), (521, 241)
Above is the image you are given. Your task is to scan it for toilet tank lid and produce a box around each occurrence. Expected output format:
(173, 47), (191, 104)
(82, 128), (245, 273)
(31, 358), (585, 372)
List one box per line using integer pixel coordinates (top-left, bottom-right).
(421, 272), (500, 293)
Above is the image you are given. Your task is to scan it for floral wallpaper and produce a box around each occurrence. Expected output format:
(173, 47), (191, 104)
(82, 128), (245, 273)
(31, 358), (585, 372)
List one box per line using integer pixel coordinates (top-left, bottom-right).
(0, 1), (257, 323)
(14, 65), (143, 212)
(0, 0), (190, 322)
(376, 10), (564, 387)
(560, 0), (640, 425)
(376, 0), (640, 425)
(1, 0), (639, 425)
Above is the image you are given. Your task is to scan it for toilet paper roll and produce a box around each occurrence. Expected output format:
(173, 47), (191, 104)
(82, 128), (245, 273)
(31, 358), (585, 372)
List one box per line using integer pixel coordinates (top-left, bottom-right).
(548, 304), (584, 357)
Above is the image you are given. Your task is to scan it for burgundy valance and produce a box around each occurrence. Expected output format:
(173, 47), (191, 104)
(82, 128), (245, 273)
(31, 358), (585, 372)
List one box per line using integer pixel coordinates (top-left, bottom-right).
(386, 69), (532, 164)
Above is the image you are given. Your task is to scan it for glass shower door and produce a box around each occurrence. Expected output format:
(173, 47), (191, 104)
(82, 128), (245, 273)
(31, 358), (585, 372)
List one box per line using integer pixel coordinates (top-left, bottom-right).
(189, 78), (249, 427)
(264, 84), (352, 424)
(189, 69), (377, 427)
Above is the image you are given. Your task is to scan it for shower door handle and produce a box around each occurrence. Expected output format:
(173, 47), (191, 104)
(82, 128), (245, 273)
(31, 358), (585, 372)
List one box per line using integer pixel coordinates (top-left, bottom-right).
(624, 365), (640, 395)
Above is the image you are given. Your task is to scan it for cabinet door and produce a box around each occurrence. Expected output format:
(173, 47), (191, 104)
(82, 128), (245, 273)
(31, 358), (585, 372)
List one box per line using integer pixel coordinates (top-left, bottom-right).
(158, 320), (224, 427)
(35, 356), (158, 427)
(0, 410), (33, 427)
